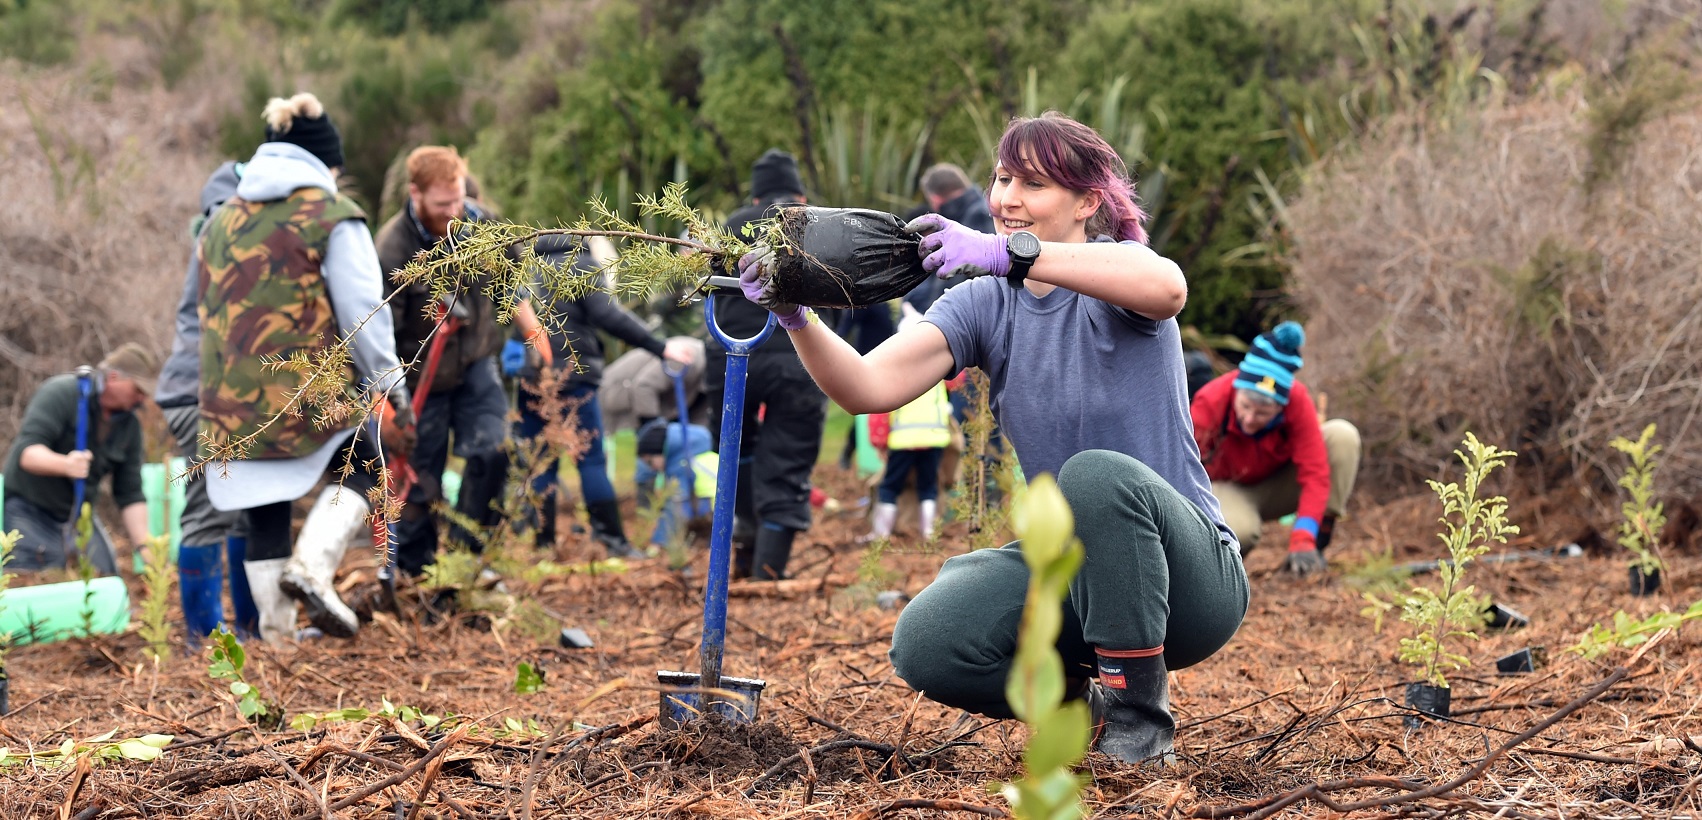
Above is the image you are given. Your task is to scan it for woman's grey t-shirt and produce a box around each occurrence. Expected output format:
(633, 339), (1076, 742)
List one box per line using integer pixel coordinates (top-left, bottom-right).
(922, 261), (1235, 551)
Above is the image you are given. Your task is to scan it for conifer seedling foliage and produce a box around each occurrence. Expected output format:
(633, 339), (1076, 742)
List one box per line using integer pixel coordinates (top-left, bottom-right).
(0, 531), (16, 671)
(1610, 423), (1666, 576)
(1396, 434), (1518, 689)
(138, 535), (174, 664)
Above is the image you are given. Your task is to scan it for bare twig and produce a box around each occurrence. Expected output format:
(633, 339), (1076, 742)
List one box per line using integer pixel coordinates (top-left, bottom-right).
(745, 738), (899, 796)
(1185, 666), (1631, 819)
(287, 727), (467, 820)
(851, 798), (1013, 820)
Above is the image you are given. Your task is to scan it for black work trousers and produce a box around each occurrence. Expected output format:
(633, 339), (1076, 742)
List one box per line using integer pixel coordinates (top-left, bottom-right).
(705, 350), (826, 533)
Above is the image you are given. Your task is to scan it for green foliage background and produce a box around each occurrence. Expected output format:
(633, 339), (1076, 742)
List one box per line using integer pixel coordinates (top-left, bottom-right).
(0, 0), (1627, 337)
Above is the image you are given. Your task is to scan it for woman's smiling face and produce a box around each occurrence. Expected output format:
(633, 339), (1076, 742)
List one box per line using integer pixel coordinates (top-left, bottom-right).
(988, 161), (1100, 244)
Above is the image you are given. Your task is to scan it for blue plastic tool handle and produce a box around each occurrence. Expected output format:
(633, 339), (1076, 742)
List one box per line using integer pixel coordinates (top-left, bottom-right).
(696, 294), (775, 698)
(72, 370), (92, 527)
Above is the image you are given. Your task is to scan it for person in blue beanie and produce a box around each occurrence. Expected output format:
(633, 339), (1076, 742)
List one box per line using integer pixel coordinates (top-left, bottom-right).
(1190, 321), (1361, 574)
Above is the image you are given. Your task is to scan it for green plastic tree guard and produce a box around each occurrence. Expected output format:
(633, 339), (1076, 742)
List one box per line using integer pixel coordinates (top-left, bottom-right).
(0, 576), (132, 645)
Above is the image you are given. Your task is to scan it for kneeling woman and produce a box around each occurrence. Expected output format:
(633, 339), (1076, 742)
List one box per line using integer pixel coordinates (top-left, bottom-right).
(736, 112), (1248, 764)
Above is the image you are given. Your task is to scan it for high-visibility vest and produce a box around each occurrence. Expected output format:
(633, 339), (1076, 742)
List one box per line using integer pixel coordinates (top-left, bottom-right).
(688, 451), (718, 500)
(656, 450), (719, 502)
(887, 382), (952, 450)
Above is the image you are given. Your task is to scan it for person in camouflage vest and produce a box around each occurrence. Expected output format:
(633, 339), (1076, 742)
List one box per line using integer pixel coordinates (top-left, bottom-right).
(197, 92), (411, 644)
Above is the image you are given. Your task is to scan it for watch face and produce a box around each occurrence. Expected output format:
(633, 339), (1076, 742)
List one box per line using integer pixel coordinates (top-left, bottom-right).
(1010, 230), (1041, 259)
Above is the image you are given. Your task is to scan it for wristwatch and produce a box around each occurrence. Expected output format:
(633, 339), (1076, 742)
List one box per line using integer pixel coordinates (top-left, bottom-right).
(1005, 230), (1041, 289)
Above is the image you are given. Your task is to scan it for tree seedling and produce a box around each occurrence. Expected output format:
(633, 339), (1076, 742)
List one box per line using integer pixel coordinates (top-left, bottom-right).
(1570, 600), (1702, 660)
(207, 628), (270, 724)
(998, 475), (1090, 820)
(514, 661), (545, 695)
(0, 531), (17, 714)
(1610, 424), (1666, 592)
(1367, 434), (1518, 725)
(137, 535), (174, 665)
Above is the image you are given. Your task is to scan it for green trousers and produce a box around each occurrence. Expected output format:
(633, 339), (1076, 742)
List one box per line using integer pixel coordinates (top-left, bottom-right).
(889, 450), (1249, 718)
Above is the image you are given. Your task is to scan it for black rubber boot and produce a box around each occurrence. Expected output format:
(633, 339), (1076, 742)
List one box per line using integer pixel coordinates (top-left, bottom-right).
(732, 516), (757, 579)
(1088, 650), (1175, 766)
(587, 499), (644, 559)
(751, 525), (797, 581)
(452, 452), (509, 554)
(534, 490), (558, 550)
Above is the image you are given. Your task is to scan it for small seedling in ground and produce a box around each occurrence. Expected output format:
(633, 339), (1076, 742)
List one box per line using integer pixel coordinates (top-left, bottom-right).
(0, 531), (17, 702)
(1349, 546), (1415, 633)
(842, 536), (902, 608)
(1370, 434), (1518, 688)
(75, 553), (97, 639)
(949, 370), (1022, 552)
(137, 535), (173, 665)
(0, 730), (173, 767)
(207, 628), (270, 724)
(997, 475), (1089, 819)
(514, 661), (546, 694)
(1610, 423), (1666, 577)
(1570, 599), (1702, 660)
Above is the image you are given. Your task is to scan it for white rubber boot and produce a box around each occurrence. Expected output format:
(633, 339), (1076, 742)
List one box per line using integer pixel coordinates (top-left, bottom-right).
(279, 487), (367, 638)
(863, 502), (899, 542)
(919, 500), (938, 540)
(242, 558), (298, 645)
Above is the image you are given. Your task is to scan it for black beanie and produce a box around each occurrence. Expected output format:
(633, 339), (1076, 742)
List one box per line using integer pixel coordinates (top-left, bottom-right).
(637, 420), (670, 457)
(750, 148), (804, 202)
(265, 106), (345, 170)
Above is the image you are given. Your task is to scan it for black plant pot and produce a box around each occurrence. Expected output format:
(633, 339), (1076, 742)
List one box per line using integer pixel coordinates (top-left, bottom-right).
(1483, 602), (1530, 631)
(1629, 565), (1662, 596)
(1495, 647), (1545, 675)
(1404, 682), (1451, 728)
(0, 669), (9, 717)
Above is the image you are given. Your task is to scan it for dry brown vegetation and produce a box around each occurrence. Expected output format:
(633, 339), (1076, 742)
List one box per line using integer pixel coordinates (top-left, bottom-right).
(0, 64), (232, 447)
(1287, 83), (1702, 505)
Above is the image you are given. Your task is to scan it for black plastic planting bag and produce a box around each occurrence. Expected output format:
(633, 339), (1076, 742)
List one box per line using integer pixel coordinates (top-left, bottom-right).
(761, 206), (930, 309)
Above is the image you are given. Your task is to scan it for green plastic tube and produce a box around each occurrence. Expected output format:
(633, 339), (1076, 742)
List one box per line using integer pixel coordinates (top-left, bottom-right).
(141, 458), (187, 555)
(0, 576), (132, 646)
(442, 468), (462, 508)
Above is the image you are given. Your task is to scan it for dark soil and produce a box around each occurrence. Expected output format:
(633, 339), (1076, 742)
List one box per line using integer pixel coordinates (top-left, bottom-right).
(0, 467), (1698, 819)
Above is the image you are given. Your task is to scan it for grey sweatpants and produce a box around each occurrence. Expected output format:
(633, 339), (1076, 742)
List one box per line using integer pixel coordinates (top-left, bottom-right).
(889, 450), (1249, 718)
(163, 404), (244, 547)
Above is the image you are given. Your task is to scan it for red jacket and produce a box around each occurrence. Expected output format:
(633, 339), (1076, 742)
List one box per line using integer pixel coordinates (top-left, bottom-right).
(1191, 371), (1332, 536)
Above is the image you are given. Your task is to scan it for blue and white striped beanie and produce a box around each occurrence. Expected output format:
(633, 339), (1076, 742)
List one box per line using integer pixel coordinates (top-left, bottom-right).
(1233, 321), (1305, 405)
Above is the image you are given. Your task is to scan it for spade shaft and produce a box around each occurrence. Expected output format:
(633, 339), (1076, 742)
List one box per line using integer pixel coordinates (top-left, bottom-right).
(695, 293), (775, 701)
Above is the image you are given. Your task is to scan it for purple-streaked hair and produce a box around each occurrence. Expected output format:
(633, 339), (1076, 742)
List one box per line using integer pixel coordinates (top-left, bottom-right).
(995, 111), (1149, 245)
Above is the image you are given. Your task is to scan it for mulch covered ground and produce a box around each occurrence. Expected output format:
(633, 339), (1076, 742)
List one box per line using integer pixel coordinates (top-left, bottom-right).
(0, 469), (1697, 819)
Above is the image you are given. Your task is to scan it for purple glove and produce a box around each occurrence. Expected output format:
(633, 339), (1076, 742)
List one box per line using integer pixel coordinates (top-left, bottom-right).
(903, 213), (1010, 279)
(737, 247), (810, 331)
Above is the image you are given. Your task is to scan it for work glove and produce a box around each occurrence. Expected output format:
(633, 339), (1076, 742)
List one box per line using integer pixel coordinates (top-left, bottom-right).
(903, 213), (1010, 279)
(737, 247), (811, 331)
(1284, 529), (1327, 576)
(501, 338), (527, 377)
(380, 386), (418, 457)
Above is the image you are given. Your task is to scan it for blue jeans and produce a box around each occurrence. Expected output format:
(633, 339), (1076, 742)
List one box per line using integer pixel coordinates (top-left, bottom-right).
(644, 423), (714, 547)
(517, 380), (614, 506)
